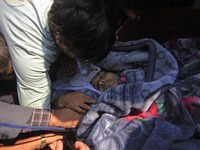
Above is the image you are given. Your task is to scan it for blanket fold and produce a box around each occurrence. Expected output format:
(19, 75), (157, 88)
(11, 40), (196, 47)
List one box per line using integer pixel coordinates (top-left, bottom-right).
(76, 38), (200, 150)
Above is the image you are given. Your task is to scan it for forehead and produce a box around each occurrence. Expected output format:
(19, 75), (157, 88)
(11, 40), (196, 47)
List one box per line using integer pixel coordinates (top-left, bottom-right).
(97, 71), (117, 77)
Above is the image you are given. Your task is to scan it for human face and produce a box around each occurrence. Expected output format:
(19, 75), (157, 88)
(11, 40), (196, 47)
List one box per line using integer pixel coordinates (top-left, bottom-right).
(90, 71), (120, 93)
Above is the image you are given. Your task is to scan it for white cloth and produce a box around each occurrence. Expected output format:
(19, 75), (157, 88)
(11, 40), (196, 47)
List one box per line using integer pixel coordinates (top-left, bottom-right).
(52, 61), (102, 96)
(0, 0), (60, 109)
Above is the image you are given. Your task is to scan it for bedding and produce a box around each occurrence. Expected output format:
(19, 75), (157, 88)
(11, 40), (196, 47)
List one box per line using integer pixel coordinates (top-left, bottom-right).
(76, 38), (200, 150)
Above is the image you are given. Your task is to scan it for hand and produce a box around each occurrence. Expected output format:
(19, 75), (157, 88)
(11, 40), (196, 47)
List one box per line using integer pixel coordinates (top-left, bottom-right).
(75, 141), (90, 150)
(58, 53), (78, 76)
(0, 133), (63, 150)
(55, 92), (98, 113)
(50, 108), (85, 128)
(48, 139), (63, 150)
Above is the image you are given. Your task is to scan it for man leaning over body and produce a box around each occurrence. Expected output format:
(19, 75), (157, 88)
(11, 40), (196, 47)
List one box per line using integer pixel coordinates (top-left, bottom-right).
(0, 0), (117, 112)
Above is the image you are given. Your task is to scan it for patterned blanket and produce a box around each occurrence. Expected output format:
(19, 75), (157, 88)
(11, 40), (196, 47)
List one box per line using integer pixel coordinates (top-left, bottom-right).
(76, 38), (200, 150)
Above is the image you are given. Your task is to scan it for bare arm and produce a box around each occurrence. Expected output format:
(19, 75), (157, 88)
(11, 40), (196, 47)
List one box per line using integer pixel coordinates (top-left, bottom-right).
(0, 133), (63, 150)
(49, 107), (85, 128)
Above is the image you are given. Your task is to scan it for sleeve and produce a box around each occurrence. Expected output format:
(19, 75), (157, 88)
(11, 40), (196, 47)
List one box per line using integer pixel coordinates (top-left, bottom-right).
(0, 0), (58, 109)
(22, 109), (51, 133)
(0, 101), (33, 139)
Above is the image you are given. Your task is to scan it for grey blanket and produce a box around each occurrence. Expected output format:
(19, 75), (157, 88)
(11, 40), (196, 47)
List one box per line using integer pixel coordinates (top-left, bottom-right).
(76, 38), (200, 150)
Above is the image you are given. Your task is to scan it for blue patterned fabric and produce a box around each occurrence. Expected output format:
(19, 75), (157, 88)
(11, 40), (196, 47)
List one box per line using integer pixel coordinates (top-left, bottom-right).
(76, 38), (200, 150)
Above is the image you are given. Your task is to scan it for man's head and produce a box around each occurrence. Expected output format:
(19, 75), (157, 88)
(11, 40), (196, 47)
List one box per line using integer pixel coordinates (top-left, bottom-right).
(48, 0), (117, 64)
(90, 70), (120, 93)
(0, 34), (15, 81)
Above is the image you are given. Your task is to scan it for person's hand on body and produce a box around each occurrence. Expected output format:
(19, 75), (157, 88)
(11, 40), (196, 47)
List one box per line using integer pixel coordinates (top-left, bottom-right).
(55, 92), (98, 113)
(58, 53), (79, 76)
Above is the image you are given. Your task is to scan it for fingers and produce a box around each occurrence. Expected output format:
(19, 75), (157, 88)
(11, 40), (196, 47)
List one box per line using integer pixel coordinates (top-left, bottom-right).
(62, 63), (75, 76)
(39, 134), (63, 150)
(61, 57), (78, 76)
(14, 133), (63, 145)
(56, 140), (64, 150)
(74, 106), (88, 114)
(76, 92), (98, 104)
(61, 64), (68, 76)
(73, 100), (96, 113)
(72, 103), (93, 114)
(55, 92), (98, 114)
(75, 141), (90, 150)
(48, 140), (63, 150)
(4, 134), (64, 150)
(85, 98), (98, 104)
(80, 103), (92, 111)
(45, 134), (64, 144)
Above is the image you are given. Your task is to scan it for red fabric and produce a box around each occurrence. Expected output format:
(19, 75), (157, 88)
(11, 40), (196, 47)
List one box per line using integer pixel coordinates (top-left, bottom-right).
(119, 77), (128, 82)
(182, 96), (200, 115)
(119, 102), (165, 122)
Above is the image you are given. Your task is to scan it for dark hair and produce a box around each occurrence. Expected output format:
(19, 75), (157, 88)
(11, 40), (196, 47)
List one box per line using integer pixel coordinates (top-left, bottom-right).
(48, 0), (118, 64)
(0, 34), (10, 74)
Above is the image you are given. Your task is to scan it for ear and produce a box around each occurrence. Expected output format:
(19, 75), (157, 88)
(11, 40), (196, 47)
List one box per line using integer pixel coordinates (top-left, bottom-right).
(55, 35), (64, 47)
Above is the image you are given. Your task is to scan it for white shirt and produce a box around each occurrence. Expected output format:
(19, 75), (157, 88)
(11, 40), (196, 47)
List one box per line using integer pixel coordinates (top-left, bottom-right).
(0, 0), (60, 109)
